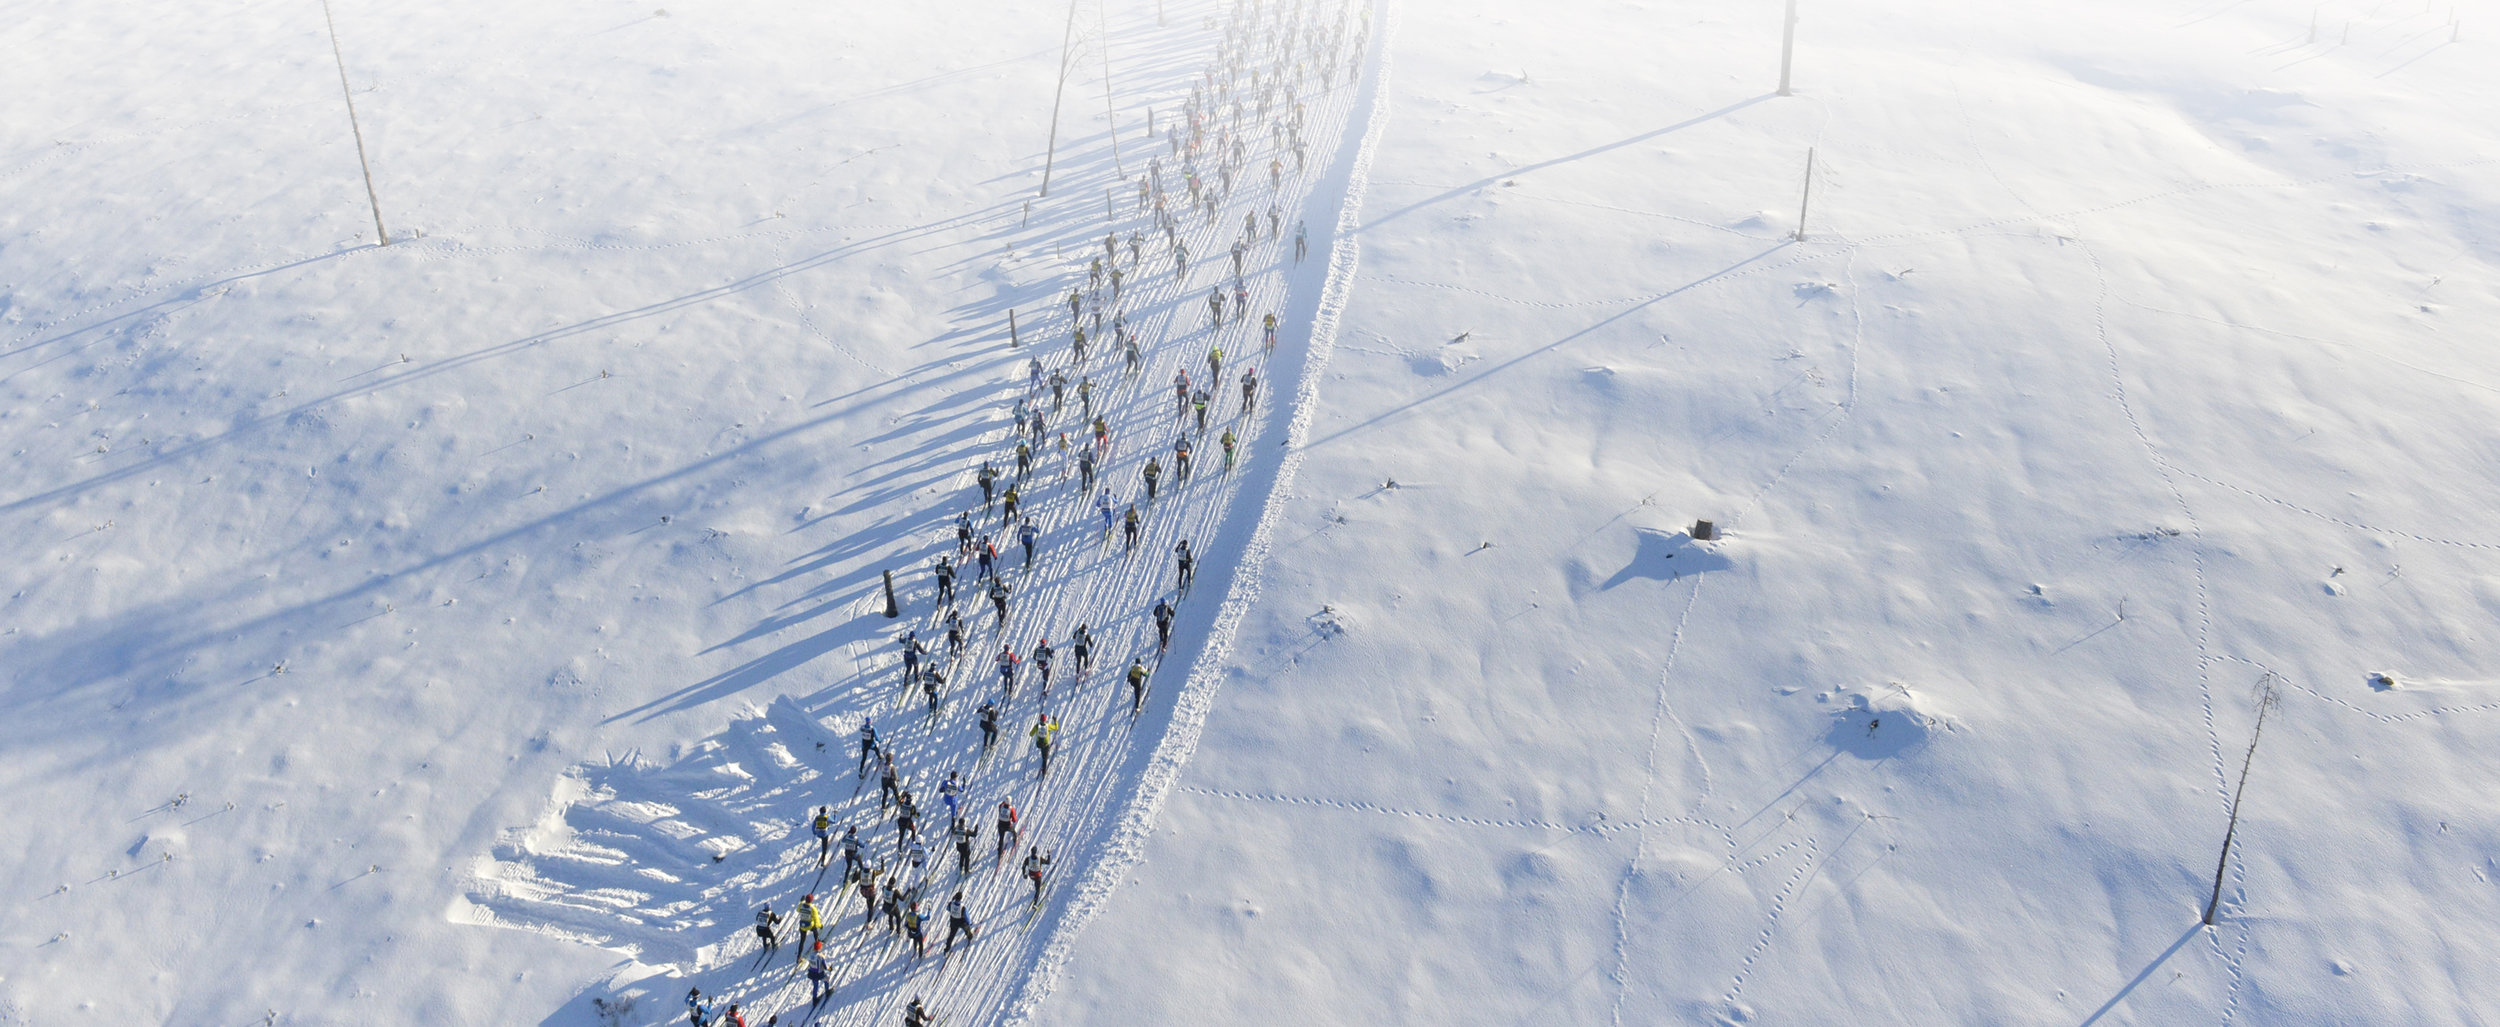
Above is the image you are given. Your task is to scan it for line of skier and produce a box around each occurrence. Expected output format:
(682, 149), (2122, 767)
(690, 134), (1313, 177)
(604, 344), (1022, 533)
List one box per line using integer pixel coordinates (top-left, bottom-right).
(679, 2), (1370, 1023)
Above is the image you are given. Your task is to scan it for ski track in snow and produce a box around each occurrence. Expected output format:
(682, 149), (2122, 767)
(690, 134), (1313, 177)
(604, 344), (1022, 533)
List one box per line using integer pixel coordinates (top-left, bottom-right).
(462, 3), (1390, 1024)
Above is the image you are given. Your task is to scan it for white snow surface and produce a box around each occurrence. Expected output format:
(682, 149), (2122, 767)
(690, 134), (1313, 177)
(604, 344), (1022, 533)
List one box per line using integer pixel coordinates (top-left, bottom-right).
(3, 0), (2497, 1025)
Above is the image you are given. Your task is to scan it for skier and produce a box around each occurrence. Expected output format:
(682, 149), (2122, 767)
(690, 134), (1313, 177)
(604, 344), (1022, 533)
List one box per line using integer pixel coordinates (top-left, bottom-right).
(1233, 279), (1249, 323)
(952, 815), (978, 875)
(1001, 484), (1021, 525)
(1221, 429), (1238, 471)
(995, 798), (1021, 864)
(1071, 623), (1094, 676)
(811, 806), (834, 866)
(755, 902), (783, 954)
(977, 462), (999, 506)
(1123, 504), (1143, 551)
(1096, 488), (1117, 537)
(944, 608), (966, 659)
(1209, 287), (1225, 328)
(1019, 519), (1041, 567)
(939, 770), (965, 821)
(1176, 539), (1196, 592)
(1176, 437), (1194, 482)
(1153, 598), (1175, 651)
(797, 892), (825, 948)
(1127, 657), (1150, 715)
(879, 754), (902, 811)
(1208, 345), (1224, 380)
(976, 534), (996, 580)
(1295, 220), (1308, 262)
(1033, 638), (1057, 694)
(1144, 457), (1162, 502)
(857, 872), (881, 929)
(1262, 312), (1278, 352)
(806, 946), (832, 1005)
(1242, 367), (1259, 410)
(996, 643), (1021, 698)
(905, 998), (938, 1027)
(955, 511), (974, 555)
(1079, 446), (1097, 493)
(1193, 388), (1212, 433)
(898, 630), (924, 683)
(1030, 712), (1059, 778)
(978, 700), (1001, 754)
(933, 555), (956, 606)
(945, 891), (977, 952)
(1024, 845), (1054, 904)
(905, 900), (928, 958)
(856, 718), (881, 779)
(841, 824), (865, 882)
(989, 577), (1011, 627)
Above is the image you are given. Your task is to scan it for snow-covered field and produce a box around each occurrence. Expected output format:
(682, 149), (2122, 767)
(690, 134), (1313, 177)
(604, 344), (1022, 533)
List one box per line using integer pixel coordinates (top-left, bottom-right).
(4, 0), (2497, 1024)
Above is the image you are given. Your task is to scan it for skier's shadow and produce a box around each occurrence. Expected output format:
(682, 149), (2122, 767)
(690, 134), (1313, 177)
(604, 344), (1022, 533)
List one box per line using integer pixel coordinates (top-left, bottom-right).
(1598, 528), (1731, 590)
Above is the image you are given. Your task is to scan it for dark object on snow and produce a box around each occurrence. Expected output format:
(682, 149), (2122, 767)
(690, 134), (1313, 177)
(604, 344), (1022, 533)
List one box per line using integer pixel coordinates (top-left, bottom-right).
(882, 570), (901, 618)
(1691, 520), (1718, 541)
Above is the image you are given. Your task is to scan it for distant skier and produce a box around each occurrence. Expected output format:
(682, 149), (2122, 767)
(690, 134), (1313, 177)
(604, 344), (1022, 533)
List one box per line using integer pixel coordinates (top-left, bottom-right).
(1153, 598), (1176, 651)
(1019, 519), (1042, 567)
(811, 806), (834, 866)
(1176, 539), (1196, 593)
(979, 701), (1001, 753)
(1127, 658), (1150, 715)
(1295, 220), (1308, 262)
(1123, 504), (1143, 550)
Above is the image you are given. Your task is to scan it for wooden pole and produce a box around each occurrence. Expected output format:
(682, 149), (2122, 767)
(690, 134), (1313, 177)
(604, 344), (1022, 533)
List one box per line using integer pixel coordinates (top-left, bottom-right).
(1777, 0), (1799, 96)
(1794, 147), (1815, 242)
(321, 0), (389, 245)
(1039, 0), (1083, 198)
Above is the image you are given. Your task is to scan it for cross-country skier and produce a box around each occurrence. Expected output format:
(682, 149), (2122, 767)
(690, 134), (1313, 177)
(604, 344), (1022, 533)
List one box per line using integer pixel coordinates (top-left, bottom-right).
(978, 462), (999, 506)
(1176, 539), (1196, 592)
(995, 799), (1021, 864)
(1031, 713), (1059, 778)
(879, 755), (902, 811)
(858, 872), (881, 928)
(811, 807), (834, 866)
(1242, 367), (1259, 410)
(1024, 845), (1054, 904)
(996, 643), (1021, 699)
(842, 824), (865, 882)
(1033, 638), (1056, 694)
(1144, 457), (1162, 502)
(1176, 437), (1194, 482)
(1096, 487), (1116, 536)
(905, 998), (937, 1027)
(796, 893), (824, 948)
(1072, 623), (1094, 676)
(755, 902), (782, 953)
(1128, 658), (1150, 715)
(1208, 345), (1224, 380)
(939, 771), (964, 821)
(945, 891), (977, 952)
(1295, 220), (1308, 262)
(979, 701), (1001, 753)
(806, 946), (832, 1004)
(989, 577), (1011, 627)
(945, 609), (966, 659)
(952, 815), (977, 875)
(1080, 447), (1097, 492)
(1123, 504), (1142, 551)
(1019, 519), (1041, 567)
(1209, 287), (1225, 328)
(1221, 429), (1238, 471)
(1002, 484), (1021, 524)
(856, 718), (880, 779)
(934, 555), (956, 605)
(1154, 598), (1176, 651)
(1262, 313), (1278, 353)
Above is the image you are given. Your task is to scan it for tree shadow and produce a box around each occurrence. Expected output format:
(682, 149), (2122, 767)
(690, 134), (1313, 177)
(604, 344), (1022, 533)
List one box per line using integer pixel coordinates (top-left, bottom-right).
(2077, 923), (2204, 1026)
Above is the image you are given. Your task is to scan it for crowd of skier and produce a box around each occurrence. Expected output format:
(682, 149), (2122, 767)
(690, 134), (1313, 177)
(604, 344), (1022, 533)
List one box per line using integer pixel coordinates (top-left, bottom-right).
(675, 2), (1369, 1024)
